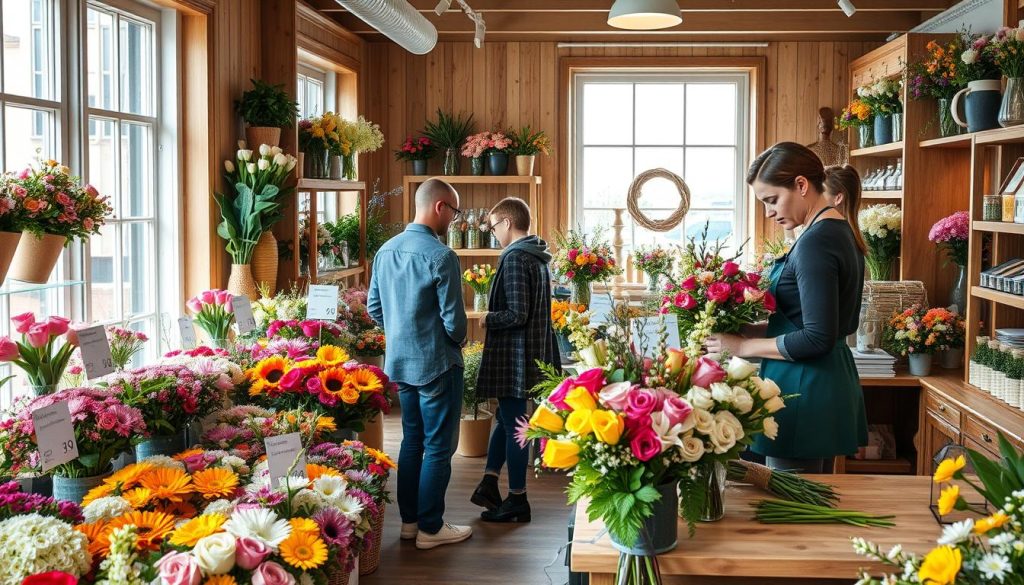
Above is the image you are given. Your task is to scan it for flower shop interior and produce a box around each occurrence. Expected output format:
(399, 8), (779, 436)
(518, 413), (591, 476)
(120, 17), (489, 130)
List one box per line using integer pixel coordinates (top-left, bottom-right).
(8, 0), (1024, 584)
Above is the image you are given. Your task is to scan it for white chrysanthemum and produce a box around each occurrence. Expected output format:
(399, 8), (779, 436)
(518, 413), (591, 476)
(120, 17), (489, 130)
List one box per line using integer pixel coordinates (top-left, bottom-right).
(223, 508), (292, 550)
(83, 496), (134, 523)
(0, 513), (92, 585)
(978, 552), (1010, 582)
(202, 499), (236, 517)
(988, 532), (1015, 551)
(221, 455), (247, 469)
(332, 493), (366, 522)
(313, 475), (348, 499)
(139, 455), (186, 469)
(937, 519), (974, 545)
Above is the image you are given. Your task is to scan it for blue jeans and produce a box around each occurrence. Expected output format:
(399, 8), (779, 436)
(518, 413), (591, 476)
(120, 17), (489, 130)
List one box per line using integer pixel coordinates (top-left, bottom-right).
(397, 366), (463, 534)
(484, 397), (529, 492)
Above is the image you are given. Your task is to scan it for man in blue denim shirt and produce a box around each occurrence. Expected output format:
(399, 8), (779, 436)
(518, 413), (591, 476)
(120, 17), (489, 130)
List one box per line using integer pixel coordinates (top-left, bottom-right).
(368, 178), (471, 550)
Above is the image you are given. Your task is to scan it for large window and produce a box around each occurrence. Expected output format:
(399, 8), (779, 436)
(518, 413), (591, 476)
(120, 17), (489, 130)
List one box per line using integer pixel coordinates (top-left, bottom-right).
(572, 72), (749, 257)
(297, 65), (326, 119)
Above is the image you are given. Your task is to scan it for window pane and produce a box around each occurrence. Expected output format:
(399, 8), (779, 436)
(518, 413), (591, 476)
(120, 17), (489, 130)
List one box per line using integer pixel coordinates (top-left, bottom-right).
(119, 17), (154, 116)
(581, 209), (615, 238)
(582, 147), (633, 209)
(4, 105), (55, 171)
(88, 117), (117, 210)
(685, 210), (735, 257)
(120, 122), (152, 217)
(686, 84), (737, 145)
(86, 7), (115, 110)
(635, 84), (684, 145)
(684, 147), (737, 209)
(307, 79), (323, 116)
(3, 0), (54, 100)
(296, 77), (306, 119)
(89, 224), (118, 323)
(122, 222), (153, 317)
(583, 84), (632, 145)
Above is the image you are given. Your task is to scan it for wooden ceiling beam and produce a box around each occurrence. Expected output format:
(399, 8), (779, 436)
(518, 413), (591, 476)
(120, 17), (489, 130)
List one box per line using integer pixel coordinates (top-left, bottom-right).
(315, 0), (950, 12)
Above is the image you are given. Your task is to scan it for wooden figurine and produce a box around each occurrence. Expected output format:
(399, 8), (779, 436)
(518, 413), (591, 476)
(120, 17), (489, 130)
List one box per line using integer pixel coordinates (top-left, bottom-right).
(807, 107), (849, 167)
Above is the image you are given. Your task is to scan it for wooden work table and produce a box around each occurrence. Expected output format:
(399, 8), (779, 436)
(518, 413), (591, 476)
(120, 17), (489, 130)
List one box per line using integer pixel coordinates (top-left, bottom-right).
(571, 474), (939, 585)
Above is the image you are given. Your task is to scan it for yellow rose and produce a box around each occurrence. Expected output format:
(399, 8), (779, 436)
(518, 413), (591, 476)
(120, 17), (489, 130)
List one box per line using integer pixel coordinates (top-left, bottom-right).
(564, 387), (597, 411)
(918, 546), (961, 585)
(933, 455), (966, 483)
(529, 404), (564, 433)
(937, 484), (959, 515)
(542, 440), (580, 469)
(565, 409), (593, 436)
(974, 511), (1010, 534)
(590, 410), (624, 445)
(665, 347), (688, 376)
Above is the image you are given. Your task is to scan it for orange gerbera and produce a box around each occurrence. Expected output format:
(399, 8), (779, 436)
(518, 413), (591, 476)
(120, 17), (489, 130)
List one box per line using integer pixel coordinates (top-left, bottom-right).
(318, 366), (348, 396)
(248, 356), (289, 396)
(81, 482), (117, 507)
(306, 463), (342, 481)
(105, 510), (177, 552)
(139, 467), (194, 502)
(169, 514), (227, 547)
(158, 500), (197, 518)
(192, 467), (240, 500)
(103, 461), (156, 490)
(173, 448), (205, 461)
(289, 517), (320, 536)
(75, 520), (109, 558)
(367, 447), (396, 469)
(345, 368), (383, 393)
(122, 487), (154, 509)
(316, 345), (350, 366)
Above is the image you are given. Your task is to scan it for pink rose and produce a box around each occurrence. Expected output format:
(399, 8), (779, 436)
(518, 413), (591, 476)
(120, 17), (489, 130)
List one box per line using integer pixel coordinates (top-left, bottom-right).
(674, 293), (697, 310)
(548, 378), (574, 410)
(706, 282), (732, 304)
(722, 261), (740, 278)
(763, 292), (777, 312)
(567, 249), (578, 261)
(45, 316), (70, 336)
(0, 338), (18, 362)
(199, 290), (216, 305)
(691, 356), (727, 388)
(598, 382), (633, 411)
(629, 426), (663, 462)
(252, 561), (296, 585)
(26, 323), (50, 349)
(97, 411), (117, 431)
(573, 368), (606, 395)
(625, 388), (658, 420)
(155, 551), (201, 585)
(301, 322), (322, 337)
(681, 276), (697, 290)
(660, 392), (693, 428)
(186, 298), (202, 314)
(746, 273), (761, 286)
(235, 536), (272, 570)
(11, 312), (35, 334)
(279, 368), (304, 392)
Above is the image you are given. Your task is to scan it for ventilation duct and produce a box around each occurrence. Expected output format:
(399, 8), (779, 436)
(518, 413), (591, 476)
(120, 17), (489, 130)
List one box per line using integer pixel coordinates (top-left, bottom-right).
(335, 0), (438, 55)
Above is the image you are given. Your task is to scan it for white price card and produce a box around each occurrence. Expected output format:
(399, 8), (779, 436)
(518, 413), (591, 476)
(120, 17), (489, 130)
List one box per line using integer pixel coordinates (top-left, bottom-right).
(32, 401), (78, 472)
(630, 314), (681, 357)
(306, 285), (340, 321)
(587, 292), (613, 324)
(265, 432), (306, 484)
(232, 296), (257, 335)
(78, 325), (115, 379)
(178, 317), (198, 349)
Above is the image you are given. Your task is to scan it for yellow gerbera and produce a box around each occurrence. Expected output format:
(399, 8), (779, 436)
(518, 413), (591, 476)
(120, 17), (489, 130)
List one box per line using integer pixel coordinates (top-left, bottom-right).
(367, 447), (396, 469)
(192, 467), (240, 500)
(279, 530), (329, 570)
(105, 510), (177, 552)
(169, 514), (227, 547)
(248, 356), (289, 396)
(139, 467), (194, 503)
(306, 463), (342, 481)
(933, 455), (966, 483)
(974, 511), (1010, 534)
(204, 577), (237, 585)
(937, 484), (960, 515)
(918, 545), (961, 585)
(316, 416), (337, 432)
(289, 517), (320, 535)
(316, 345), (350, 366)
(294, 359), (319, 369)
(345, 368), (383, 393)
(122, 487), (154, 509)
(318, 366), (348, 396)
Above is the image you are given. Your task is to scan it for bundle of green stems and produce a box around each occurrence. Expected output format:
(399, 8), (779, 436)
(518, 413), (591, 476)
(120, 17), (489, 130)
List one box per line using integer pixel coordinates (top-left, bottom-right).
(726, 459), (840, 508)
(752, 499), (895, 528)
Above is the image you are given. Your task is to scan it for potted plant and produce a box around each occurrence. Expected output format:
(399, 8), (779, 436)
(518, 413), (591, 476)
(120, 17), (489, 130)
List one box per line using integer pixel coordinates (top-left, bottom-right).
(0, 175), (23, 283)
(234, 78), (299, 148)
(483, 129), (513, 175)
(0, 312), (77, 395)
(457, 342), (491, 457)
(508, 126), (552, 176)
(422, 109), (474, 175)
(395, 134), (435, 175)
(887, 304), (940, 376)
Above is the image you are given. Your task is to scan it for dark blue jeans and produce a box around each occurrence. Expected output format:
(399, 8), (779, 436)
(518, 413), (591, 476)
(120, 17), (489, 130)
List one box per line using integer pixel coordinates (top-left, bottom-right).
(397, 366), (464, 534)
(484, 397), (529, 492)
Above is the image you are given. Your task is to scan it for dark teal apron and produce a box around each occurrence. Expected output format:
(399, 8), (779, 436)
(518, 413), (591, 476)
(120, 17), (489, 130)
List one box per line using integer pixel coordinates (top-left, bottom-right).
(751, 215), (869, 459)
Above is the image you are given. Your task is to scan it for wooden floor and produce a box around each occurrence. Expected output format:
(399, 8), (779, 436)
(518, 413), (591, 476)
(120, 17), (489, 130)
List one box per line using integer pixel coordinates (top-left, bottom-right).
(362, 411), (573, 585)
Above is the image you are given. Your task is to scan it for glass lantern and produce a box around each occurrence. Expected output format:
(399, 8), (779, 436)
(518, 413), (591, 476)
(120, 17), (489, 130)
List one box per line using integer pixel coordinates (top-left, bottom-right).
(930, 442), (989, 525)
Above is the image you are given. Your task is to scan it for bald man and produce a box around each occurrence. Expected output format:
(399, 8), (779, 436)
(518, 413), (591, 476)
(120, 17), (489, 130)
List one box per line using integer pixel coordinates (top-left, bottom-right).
(367, 178), (471, 550)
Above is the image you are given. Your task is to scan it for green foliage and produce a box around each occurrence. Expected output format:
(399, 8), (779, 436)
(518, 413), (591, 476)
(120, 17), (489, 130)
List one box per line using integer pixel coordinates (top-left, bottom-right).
(214, 182), (281, 264)
(528, 359), (564, 402)
(462, 342), (485, 417)
(422, 109), (474, 149)
(507, 125), (551, 156)
(574, 465), (664, 549)
(324, 180), (403, 262)
(234, 79), (299, 128)
(965, 433), (1024, 509)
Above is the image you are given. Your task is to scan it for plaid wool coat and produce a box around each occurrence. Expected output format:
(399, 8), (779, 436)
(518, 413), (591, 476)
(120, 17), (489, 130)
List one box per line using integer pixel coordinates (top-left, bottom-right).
(477, 238), (561, 399)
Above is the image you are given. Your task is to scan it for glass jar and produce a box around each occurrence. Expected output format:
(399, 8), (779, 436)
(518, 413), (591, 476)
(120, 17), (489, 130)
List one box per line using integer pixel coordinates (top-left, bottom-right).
(465, 208), (480, 249)
(1004, 193), (1017, 222)
(984, 194), (1002, 221)
(447, 220), (464, 249)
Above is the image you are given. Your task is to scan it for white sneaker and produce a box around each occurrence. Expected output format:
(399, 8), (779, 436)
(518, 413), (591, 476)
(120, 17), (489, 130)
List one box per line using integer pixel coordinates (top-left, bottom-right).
(415, 522), (473, 550)
(400, 522), (418, 540)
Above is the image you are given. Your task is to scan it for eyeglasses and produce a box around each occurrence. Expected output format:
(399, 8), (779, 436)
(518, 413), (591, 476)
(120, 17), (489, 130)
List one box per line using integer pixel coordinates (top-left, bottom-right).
(443, 202), (463, 219)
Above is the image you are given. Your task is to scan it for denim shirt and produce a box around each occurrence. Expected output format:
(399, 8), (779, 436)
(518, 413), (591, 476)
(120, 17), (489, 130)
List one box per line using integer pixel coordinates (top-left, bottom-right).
(368, 223), (467, 386)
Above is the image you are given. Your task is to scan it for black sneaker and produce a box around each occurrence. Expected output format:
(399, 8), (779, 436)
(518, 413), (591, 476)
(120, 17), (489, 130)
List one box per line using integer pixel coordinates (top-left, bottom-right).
(470, 475), (501, 511)
(481, 493), (531, 523)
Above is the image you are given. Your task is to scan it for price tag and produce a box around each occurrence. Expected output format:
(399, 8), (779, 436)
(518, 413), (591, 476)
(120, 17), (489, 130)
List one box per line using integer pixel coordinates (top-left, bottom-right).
(32, 402), (78, 472)
(588, 293), (613, 324)
(264, 432), (306, 484)
(78, 325), (115, 379)
(306, 285), (340, 321)
(232, 296), (257, 335)
(630, 314), (681, 358)
(178, 317), (198, 349)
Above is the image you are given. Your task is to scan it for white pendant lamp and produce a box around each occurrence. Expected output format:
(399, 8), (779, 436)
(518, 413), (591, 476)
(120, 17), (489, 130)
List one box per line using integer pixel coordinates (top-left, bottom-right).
(335, 0), (438, 54)
(607, 0), (682, 30)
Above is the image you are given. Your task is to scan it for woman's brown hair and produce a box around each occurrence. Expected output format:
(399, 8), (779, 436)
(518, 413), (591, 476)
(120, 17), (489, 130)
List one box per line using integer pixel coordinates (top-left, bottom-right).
(824, 165), (868, 254)
(746, 142), (826, 193)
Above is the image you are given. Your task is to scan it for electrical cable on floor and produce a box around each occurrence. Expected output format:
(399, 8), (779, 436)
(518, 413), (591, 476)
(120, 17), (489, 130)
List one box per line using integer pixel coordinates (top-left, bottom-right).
(543, 528), (608, 585)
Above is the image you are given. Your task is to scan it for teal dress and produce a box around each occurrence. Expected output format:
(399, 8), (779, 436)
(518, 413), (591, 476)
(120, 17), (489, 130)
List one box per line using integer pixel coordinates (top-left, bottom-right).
(752, 217), (869, 459)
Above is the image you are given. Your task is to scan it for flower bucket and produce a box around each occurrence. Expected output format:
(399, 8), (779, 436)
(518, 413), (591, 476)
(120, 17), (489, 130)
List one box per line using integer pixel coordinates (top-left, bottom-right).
(53, 470), (112, 504)
(9, 231), (66, 284)
(245, 126), (281, 148)
(329, 155), (344, 180)
(487, 152), (509, 175)
(135, 433), (186, 461)
(457, 414), (492, 457)
(356, 354), (384, 368)
(252, 231), (279, 297)
(555, 333), (575, 359)
(0, 230), (20, 284)
(412, 159), (428, 175)
(909, 353), (933, 377)
(358, 415), (384, 452)
(940, 347), (964, 370)
(227, 264), (259, 301)
(470, 157), (485, 176)
(873, 114), (893, 145)
(515, 155), (536, 176)
(359, 504), (385, 575)
(609, 481), (678, 554)
(858, 125), (874, 149)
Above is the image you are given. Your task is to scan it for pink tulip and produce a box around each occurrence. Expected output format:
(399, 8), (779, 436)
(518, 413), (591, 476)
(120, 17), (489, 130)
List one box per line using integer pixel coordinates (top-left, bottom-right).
(45, 316), (70, 336)
(26, 323), (51, 348)
(691, 356), (727, 387)
(722, 261), (740, 278)
(65, 326), (83, 347)
(186, 298), (203, 314)
(214, 290), (233, 306)
(11, 312), (35, 334)
(200, 290), (216, 305)
(0, 337), (19, 361)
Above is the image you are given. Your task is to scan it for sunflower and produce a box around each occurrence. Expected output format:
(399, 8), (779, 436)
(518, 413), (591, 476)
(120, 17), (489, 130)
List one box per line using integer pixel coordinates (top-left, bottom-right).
(75, 520), (109, 558)
(173, 448), (205, 461)
(81, 482), (117, 507)
(106, 510), (177, 551)
(139, 467), (194, 503)
(306, 463), (342, 481)
(248, 356), (290, 396)
(279, 530), (329, 570)
(122, 487), (154, 509)
(204, 577), (237, 585)
(169, 513), (227, 547)
(318, 367), (348, 396)
(345, 368), (383, 393)
(316, 345), (350, 366)
(289, 517), (320, 536)
(103, 461), (156, 491)
(293, 359), (319, 370)
(191, 467), (239, 500)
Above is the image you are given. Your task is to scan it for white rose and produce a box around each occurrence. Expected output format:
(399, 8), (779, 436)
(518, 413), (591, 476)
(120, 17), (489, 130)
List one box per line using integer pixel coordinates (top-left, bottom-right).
(765, 396), (785, 413)
(762, 416), (779, 440)
(726, 356), (757, 380)
(709, 411), (744, 454)
(650, 411), (684, 453)
(752, 376), (781, 400)
(694, 409), (715, 435)
(686, 387), (714, 410)
(710, 382), (733, 404)
(599, 382), (632, 408)
(961, 48), (979, 64)
(730, 386), (754, 414)
(193, 532), (237, 574)
(680, 435), (705, 462)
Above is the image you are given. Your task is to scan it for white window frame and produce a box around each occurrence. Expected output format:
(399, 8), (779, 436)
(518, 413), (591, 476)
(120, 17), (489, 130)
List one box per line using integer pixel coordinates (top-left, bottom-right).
(571, 71), (750, 254)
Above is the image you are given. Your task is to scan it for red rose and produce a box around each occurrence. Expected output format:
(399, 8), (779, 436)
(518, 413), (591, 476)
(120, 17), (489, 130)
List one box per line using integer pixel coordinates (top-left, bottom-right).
(722, 261), (740, 278)
(746, 273), (761, 286)
(23, 573), (78, 585)
(706, 282), (731, 304)
(763, 292), (777, 312)
(681, 276), (697, 290)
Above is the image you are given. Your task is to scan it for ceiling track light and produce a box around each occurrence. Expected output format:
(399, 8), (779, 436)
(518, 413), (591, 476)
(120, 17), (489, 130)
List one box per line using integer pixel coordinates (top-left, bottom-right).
(838, 0), (856, 17)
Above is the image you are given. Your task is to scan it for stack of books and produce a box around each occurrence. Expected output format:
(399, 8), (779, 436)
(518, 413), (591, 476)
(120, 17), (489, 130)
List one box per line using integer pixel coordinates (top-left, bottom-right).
(996, 328), (1024, 350)
(850, 347), (897, 378)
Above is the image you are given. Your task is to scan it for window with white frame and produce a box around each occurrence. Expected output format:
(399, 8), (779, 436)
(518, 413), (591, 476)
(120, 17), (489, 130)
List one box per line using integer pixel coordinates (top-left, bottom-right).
(297, 66), (326, 120)
(572, 72), (749, 258)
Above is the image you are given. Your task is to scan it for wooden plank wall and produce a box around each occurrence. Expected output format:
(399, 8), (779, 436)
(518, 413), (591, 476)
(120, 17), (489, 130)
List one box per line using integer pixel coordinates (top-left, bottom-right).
(362, 41), (880, 244)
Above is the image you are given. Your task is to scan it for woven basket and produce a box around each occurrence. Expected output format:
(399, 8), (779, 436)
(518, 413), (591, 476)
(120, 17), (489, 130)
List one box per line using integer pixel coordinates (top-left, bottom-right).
(861, 281), (928, 359)
(327, 565), (350, 585)
(359, 504), (384, 575)
(251, 231), (279, 296)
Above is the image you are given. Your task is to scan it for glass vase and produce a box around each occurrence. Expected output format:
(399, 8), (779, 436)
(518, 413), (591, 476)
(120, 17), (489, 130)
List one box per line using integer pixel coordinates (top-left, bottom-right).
(697, 460), (727, 522)
(866, 255), (894, 281)
(646, 271), (660, 293)
(858, 125), (874, 149)
(938, 98), (961, 137)
(470, 156), (485, 176)
(343, 153), (356, 180)
(571, 281), (591, 307)
(474, 292), (488, 312)
(308, 150), (329, 179)
(949, 264), (967, 314)
(443, 148), (460, 176)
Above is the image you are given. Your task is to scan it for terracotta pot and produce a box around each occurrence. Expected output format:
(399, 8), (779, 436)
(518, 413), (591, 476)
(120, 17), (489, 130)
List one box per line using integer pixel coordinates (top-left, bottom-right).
(251, 232), (279, 296)
(515, 154), (536, 176)
(245, 126), (281, 148)
(359, 415), (384, 452)
(227, 264), (259, 301)
(0, 230), (21, 283)
(9, 231), (66, 283)
(457, 415), (492, 457)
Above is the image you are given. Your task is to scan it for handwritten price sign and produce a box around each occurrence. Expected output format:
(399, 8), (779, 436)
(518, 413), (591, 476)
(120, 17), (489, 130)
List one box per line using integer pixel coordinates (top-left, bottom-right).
(78, 325), (115, 379)
(306, 285), (340, 321)
(232, 296), (257, 335)
(32, 402), (78, 472)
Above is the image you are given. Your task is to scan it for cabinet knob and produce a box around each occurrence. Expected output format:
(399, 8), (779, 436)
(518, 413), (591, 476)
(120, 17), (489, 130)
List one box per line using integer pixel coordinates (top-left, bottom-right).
(938, 404), (946, 412)
(983, 433), (993, 443)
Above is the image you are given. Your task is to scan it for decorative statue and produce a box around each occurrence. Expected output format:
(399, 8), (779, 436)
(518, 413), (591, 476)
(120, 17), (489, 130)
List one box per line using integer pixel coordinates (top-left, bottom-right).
(807, 107), (849, 167)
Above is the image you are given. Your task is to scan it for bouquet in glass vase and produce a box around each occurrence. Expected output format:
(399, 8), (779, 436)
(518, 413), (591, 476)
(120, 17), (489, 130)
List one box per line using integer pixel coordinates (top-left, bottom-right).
(859, 204), (902, 280)
(632, 246), (674, 292)
(0, 312), (77, 394)
(552, 228), (621, 306)
(929, 211), (969, 267)
(990, 26), (1024, 79)
(463, 264), (495, 311)
(858, 78), (903, 116)
(905, 38), (965, 102)
(187, 289), (236, 347)
(106, 325), (148, 370)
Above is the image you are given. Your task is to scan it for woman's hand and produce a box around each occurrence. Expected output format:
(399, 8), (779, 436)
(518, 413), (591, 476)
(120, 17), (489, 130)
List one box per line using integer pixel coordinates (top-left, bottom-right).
(704, 333), (746, 359)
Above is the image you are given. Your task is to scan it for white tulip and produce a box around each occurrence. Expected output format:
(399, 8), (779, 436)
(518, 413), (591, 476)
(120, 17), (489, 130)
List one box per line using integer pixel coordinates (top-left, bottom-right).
(273, 153), (288, 167)
(259, 144), (271, 156)
(238, 149), (253, 161)
(765, 396), (785, 413)
(762, 416), (779, 440)
(710, 382), (733, 404)
(680, 435), (705, 462)
(270, 146), (283, 157)
(224, 160), (235, 173)
(286, 156), (298, 171)
(258, 158), (270, 171)
(731, 386), (754, 414)
(246, 163), (257, 174)
(726, 356), (757, 380)
(962, 48), (979, 65)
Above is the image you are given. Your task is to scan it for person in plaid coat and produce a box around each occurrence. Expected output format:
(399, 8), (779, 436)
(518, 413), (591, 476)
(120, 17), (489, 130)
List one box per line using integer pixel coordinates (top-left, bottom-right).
(471, 197), (560, 523)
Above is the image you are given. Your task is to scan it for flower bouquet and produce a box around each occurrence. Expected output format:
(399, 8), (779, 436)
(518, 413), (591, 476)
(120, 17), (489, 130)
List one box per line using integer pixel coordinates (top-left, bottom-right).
(553, 229), (621, 306)
(957, 32), (1001, 85)
(906, 39), (965, 102)
(187, 289), (235, 347)
(266, 319), (350, 348)
(253, 285), (308, 331)
(886, 305), (939, 355)
(298, 112), (347, 178)
(551, 300), (590, 359)
(394, 135), (435, 162)
(352, 329), (386, 358)
(991, 26), (1024, 79)
(461, 130), (513, 175)
(858, 78), (904, 115)
(632, 246), (674, 292)
(201, 406), (337, 461)
(106, 326), (148, 370)
(837, 98), (873, 129)
(463, 263), (495, 311)
(0, 312), (77, 394)
(929, 210), (969, 268)
(508, 125), (551, 175)
(0, 511), (92, 585)
(859, 203), (902, 280)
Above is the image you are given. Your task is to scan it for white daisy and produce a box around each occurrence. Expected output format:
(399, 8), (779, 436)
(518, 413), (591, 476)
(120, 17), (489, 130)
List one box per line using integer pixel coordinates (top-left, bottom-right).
(333, 493), (365, 522)
(978, 552), (1010, 582)
(313, 475), (348, 499)
(937, 519), (974, 545)
(988, 532), (1015, 551)
(223, 508), (292, 550)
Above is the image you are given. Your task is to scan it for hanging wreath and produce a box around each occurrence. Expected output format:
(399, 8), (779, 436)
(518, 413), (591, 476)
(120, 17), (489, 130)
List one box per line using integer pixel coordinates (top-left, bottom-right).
(626, 168), (691, 232)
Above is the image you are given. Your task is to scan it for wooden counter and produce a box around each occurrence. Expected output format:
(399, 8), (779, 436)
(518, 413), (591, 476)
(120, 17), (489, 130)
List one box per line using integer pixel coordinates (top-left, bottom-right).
(571, 474), (938, 585)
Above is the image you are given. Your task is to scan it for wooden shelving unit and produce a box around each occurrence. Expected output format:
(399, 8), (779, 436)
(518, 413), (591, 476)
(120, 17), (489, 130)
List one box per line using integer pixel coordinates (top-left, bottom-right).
(973, 220), (1024, 235)
(862, 190), (902, 199)
(972, 286), (1024, 310)
(850, 140), (905, 158)
(920, 134), (973, 149)
(289, 178), (368, 287)
(973, 125), (1024, 145)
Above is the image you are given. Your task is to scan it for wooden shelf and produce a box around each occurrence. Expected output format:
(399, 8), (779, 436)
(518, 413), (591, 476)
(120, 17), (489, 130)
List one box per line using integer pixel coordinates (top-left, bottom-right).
(453, 248), (502, 256)
(467, 309), (486, 319)
(862, 190), (902, 199)
(403, 175), (542, 185)
(843, 456), (914, 474)
(296, 178), (366, 191)
(316, 265), (365, 280)
(850, 140), (904, 158)
(972, 286), (1024, 310)
(973, 220), (1024, 235)
(974, 125), (1024, 145)
(919, 134), (973, 149)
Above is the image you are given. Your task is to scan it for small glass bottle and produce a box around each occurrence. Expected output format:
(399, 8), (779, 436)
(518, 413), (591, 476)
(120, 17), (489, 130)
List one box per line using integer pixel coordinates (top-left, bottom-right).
(466, 208), (480, 249)
(881, 163), (897, 191)
(894, 160), (904, 191)
(984, 194), (1002, 221)
(861, 167), (877, 191)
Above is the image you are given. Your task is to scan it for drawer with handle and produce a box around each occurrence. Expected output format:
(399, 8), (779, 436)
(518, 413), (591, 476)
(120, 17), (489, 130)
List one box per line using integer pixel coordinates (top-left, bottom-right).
(925, 391), (961, 429)
(962, 413), (1024, 455)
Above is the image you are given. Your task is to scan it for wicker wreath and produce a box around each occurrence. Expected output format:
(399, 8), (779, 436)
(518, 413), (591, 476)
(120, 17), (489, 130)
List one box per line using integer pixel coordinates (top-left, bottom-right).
(626, 168), (691, 232)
